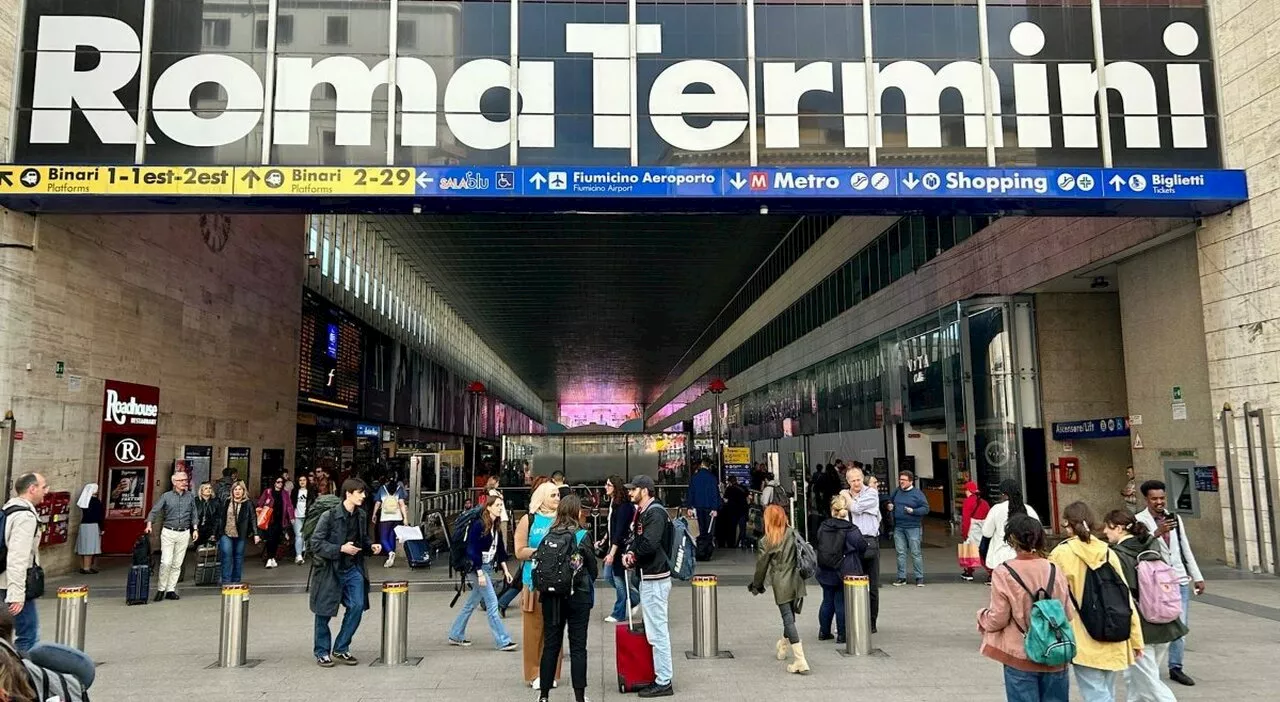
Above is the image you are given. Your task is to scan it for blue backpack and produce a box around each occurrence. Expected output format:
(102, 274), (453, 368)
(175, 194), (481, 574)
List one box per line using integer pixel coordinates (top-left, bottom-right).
(665, 514), (697, 581)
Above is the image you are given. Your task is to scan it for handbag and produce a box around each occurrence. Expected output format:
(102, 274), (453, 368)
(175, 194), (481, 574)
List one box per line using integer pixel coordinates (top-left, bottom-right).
(24, 565), (44, 601)
(256, 504), (273, 532)
(957, 543), (982, 570)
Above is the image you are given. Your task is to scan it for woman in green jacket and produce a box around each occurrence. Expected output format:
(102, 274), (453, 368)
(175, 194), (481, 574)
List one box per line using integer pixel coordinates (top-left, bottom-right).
(749, 504), (810, 675)
(1102, 509), (1184, 702)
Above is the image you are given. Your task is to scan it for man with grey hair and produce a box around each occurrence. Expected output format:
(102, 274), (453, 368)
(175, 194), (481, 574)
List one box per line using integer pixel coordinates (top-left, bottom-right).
(3, 472), (48, 652)
(146, 471), (198, 601)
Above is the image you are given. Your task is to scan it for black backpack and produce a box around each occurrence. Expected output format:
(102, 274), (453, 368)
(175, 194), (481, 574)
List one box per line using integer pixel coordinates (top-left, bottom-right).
(1072, 558), (1133, 643)
(767, 483), (790, 507)
(131, 534), (151, 567)
(532, 528), (583, 596)
(448, 506), (484, 576)
(815, 522), (849, 571)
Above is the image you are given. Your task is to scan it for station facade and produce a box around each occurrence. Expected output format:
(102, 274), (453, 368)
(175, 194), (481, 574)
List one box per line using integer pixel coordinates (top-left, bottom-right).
(0, 0), (1275, 576)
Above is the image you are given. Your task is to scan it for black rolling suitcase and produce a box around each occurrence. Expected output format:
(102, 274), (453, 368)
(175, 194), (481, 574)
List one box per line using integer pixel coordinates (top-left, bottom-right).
(695, 516), (715, 561)
(195, 544), (220, 585)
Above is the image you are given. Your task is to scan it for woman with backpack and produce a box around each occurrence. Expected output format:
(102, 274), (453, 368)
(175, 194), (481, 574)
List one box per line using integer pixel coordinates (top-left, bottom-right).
(534, 494), (599, 702)
(447, 496), (518, 651)
(982, 480), (1040, 573)
(1049, 502), (1144, 702)
(815, 494), (867, 644)
(748, 504), (810, 675)
(977, 514), (1074, 701)
(1102, 510), (1184, 702)
(959, 481), (991, 582)
(514, 480), (564, 689)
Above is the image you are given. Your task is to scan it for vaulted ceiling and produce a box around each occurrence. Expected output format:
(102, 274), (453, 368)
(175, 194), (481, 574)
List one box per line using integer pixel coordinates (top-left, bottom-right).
(369, 213), (801, 405)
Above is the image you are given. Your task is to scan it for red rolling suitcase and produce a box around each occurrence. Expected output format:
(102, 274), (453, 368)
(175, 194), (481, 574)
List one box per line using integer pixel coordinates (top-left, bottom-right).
(615, 571), (656, 693)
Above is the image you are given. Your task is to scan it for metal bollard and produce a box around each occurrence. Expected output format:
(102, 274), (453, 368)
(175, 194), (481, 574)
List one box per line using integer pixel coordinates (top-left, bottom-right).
(839, 576), (872, 657)
(375, 581), (422, 666)
(214, 584), (258, 668)
(685, 575), (733, 659)
(54, 586), (88, 651)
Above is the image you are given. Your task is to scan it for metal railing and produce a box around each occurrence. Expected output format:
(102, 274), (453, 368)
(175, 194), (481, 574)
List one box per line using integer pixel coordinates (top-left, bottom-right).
(1221, 403), (1279, 574)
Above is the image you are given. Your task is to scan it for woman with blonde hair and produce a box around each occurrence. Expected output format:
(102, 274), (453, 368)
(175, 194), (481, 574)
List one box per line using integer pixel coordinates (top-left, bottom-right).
(814, 494), (867, 644)
(515, 479), (564, 689)
(215, 481), (261, 584)
(748, 504), (810, 675)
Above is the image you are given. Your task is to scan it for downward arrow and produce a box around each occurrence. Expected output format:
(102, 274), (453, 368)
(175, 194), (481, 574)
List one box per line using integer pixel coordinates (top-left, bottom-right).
(1109, 175), (1125, 191)
(416, 171), (434, 188)
(729, 173), (746, 190)
(903, 174), (920, 190)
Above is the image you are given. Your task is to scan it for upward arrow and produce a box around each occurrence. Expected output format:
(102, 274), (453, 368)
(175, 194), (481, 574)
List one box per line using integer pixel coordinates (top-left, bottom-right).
(530, 172), (547, 190)
(240, 170), (261, 189)
(1109, 175), (1125, 191)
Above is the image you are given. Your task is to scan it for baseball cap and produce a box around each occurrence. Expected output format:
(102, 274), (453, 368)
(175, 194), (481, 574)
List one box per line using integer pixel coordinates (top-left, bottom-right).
(624, 475), (656, 492)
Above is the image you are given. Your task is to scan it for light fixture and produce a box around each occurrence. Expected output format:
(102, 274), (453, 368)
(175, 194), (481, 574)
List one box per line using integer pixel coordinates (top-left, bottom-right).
(759, 205), (769, 215)
(1090, 276), (1110, 289)
(412, 204), (422, 215)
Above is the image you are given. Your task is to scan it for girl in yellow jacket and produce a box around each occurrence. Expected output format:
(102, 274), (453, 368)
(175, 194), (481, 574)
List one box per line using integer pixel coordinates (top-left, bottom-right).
(1048, 502), (1144, 702)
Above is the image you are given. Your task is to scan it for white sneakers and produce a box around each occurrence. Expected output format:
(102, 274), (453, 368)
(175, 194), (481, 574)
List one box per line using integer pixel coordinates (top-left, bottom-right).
(530, 678), (559, 689)
(295, 555), (304, 565)
(604, 615), (619, 623)
(266, 558), (278, 569)
(384, 552), (396, 568)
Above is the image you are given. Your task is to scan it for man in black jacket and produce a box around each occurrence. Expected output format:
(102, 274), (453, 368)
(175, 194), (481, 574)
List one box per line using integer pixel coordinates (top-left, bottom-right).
(308, 479), (383, 668)
(622, 475), (674, 698)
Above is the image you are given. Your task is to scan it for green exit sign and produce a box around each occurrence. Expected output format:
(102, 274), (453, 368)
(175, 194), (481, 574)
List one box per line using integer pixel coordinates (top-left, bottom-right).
(1172, 386), (1183, 401)
(55, 361), (64, 378)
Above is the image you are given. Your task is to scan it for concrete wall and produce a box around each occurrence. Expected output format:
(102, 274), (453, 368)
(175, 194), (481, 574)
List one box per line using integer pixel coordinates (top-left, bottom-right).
(1037, 293), (1132, 519)
(1202, 0), (1280, 571)
(0, 211), (304, 573)
(1118, 236), (1223, 565)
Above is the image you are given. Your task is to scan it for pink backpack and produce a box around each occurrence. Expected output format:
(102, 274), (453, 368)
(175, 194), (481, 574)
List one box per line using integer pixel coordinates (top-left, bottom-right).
(1135, 550), (1183, 624)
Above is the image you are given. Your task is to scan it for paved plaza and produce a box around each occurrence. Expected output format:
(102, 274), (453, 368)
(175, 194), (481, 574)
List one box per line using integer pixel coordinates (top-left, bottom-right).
(36, 548), (1280, 701)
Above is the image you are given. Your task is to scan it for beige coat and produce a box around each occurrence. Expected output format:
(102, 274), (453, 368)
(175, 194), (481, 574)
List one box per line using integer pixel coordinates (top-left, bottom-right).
(1, 498), (41, 603)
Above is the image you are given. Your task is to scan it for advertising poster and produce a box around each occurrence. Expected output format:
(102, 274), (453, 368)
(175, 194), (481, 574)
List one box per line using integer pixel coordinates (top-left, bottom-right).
(106, 467), (147, 518)
(183, 445), (213, 487)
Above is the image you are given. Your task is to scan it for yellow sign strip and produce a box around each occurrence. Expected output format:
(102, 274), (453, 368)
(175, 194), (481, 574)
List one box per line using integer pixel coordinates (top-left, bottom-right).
(233, 166), (417, 196)
(0, 165), (419, 197)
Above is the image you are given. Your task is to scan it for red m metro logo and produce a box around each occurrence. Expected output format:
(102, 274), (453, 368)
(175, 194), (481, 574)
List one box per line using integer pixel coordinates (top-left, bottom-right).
(749, 172), (769, 190)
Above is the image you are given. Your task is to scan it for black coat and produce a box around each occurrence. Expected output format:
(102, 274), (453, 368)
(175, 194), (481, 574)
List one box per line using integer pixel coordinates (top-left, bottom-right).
(308, 503), (376, 618)
(214, 500), (258, 541)
(815, 517), (868, 587)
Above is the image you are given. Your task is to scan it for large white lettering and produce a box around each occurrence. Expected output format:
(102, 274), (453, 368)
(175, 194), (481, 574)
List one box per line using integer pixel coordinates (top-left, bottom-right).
(564, 23), (662, 149)
(649, 60), (749, 152)
(30, 16), (143, 144)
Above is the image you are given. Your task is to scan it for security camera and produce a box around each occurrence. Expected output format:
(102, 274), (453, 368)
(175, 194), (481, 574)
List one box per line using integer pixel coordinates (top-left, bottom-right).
(759, 205), (769, 215)
(412, 204), (423, 215)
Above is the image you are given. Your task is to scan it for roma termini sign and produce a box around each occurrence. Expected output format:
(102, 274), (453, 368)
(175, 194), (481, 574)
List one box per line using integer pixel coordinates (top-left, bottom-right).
(12, 0), (1222, 169)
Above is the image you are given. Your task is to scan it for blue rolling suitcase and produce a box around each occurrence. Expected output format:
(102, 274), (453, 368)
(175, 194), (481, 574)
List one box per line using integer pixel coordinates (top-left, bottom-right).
(126, 564), (151, 605)
(404, 538), (431, 568)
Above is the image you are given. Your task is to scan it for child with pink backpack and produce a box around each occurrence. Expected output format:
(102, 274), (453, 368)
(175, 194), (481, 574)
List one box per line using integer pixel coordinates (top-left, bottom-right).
(1102, 510), (1186, 702)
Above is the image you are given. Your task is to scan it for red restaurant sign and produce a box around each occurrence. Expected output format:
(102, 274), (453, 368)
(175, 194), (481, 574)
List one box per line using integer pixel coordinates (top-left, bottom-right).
(100, 380), (159, 553)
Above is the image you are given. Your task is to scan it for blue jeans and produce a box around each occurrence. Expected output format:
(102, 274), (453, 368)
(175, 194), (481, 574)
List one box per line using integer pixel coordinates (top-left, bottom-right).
(3, 591), (39, 653)
(1073, 665), (1116, 702)
(218, 535), (247, 584)
(1003, 665), (1069, 702)
(313, 566), (365, 658)
(604, 563), (639, 620)
(448, 565), (512, 648)
(818, 583), (845, 639)
(28, 642), (95, 689)
(894, 526), (924, 581)
(1168, 582), (1191, 671)
(639, 576), (673, 686)
(498, 576), (522, 610)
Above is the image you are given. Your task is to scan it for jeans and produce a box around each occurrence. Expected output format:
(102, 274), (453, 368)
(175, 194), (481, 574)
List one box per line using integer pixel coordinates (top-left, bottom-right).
(540, 596), (590, 694)
(1125, 643), (1177, 702)
(314, 566), (365, 658)
(818, 584), (845, 639)
(604, 563), (639, 620)
(158, 528), (191, 592)
(28, 642), (95, 689)
(498, 576), (523, 611)
(1168, 582), (1191, 671)
(777, 602), (799, 644)
(3, 591), (38, 653)
(639, 576), (673, 686)
(1073, 665), (1117, 702)
(218, 536), (247, 584)
(377, 520), (400, 556)
(448, 565), (512, 648)
(292, 519), (305, 558)
(1003, 665), (1069, 702)
(894, 526), (924, 581)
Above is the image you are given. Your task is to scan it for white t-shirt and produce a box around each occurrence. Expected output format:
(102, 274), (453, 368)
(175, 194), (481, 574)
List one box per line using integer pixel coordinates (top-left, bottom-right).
(295, 490), (308, 521)
(981, 501), (1041, 570)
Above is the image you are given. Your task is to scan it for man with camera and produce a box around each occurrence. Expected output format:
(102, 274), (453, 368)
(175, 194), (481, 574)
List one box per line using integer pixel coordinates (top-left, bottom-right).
(1136, 479), (1205, 687)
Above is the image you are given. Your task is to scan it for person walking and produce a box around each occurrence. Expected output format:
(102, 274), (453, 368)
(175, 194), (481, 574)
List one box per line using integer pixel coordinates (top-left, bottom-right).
(1135, 480), (1204, 687)
(977, 514), (1074, 702)
(600, 476), (638, 623)
(685, 460), (721, 539)
(748, 504), (810, 675)
(1049, 502), (1144, 702)
(887, 470), (928, 587)
(216, 481), (260, 584)
(515, 480), (564, 689)
(257, 476), (295, 569)
(2, 473), (47, 653)
(193, 482), (221, 548)
(982, 480), (1040, 573)
(74, 483), (104, 575)
(959, 481), (991, 582)
(814, 494), (867, 644)
(308, 479), (383, 667)
(1102, 510), (1183, 702)
(621, 475), (675, 698)
(842, 466), (881, 632)
(536, 494), (599, 702)
(291, 475), (317, 565)
(373, 476), (408, 568)
(448, 496), (518, 651)
(145, 472), (198, 601)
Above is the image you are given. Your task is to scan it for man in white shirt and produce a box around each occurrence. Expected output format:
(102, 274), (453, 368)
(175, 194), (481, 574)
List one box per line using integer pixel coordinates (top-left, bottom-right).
(1135, 479), (1205, 687)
